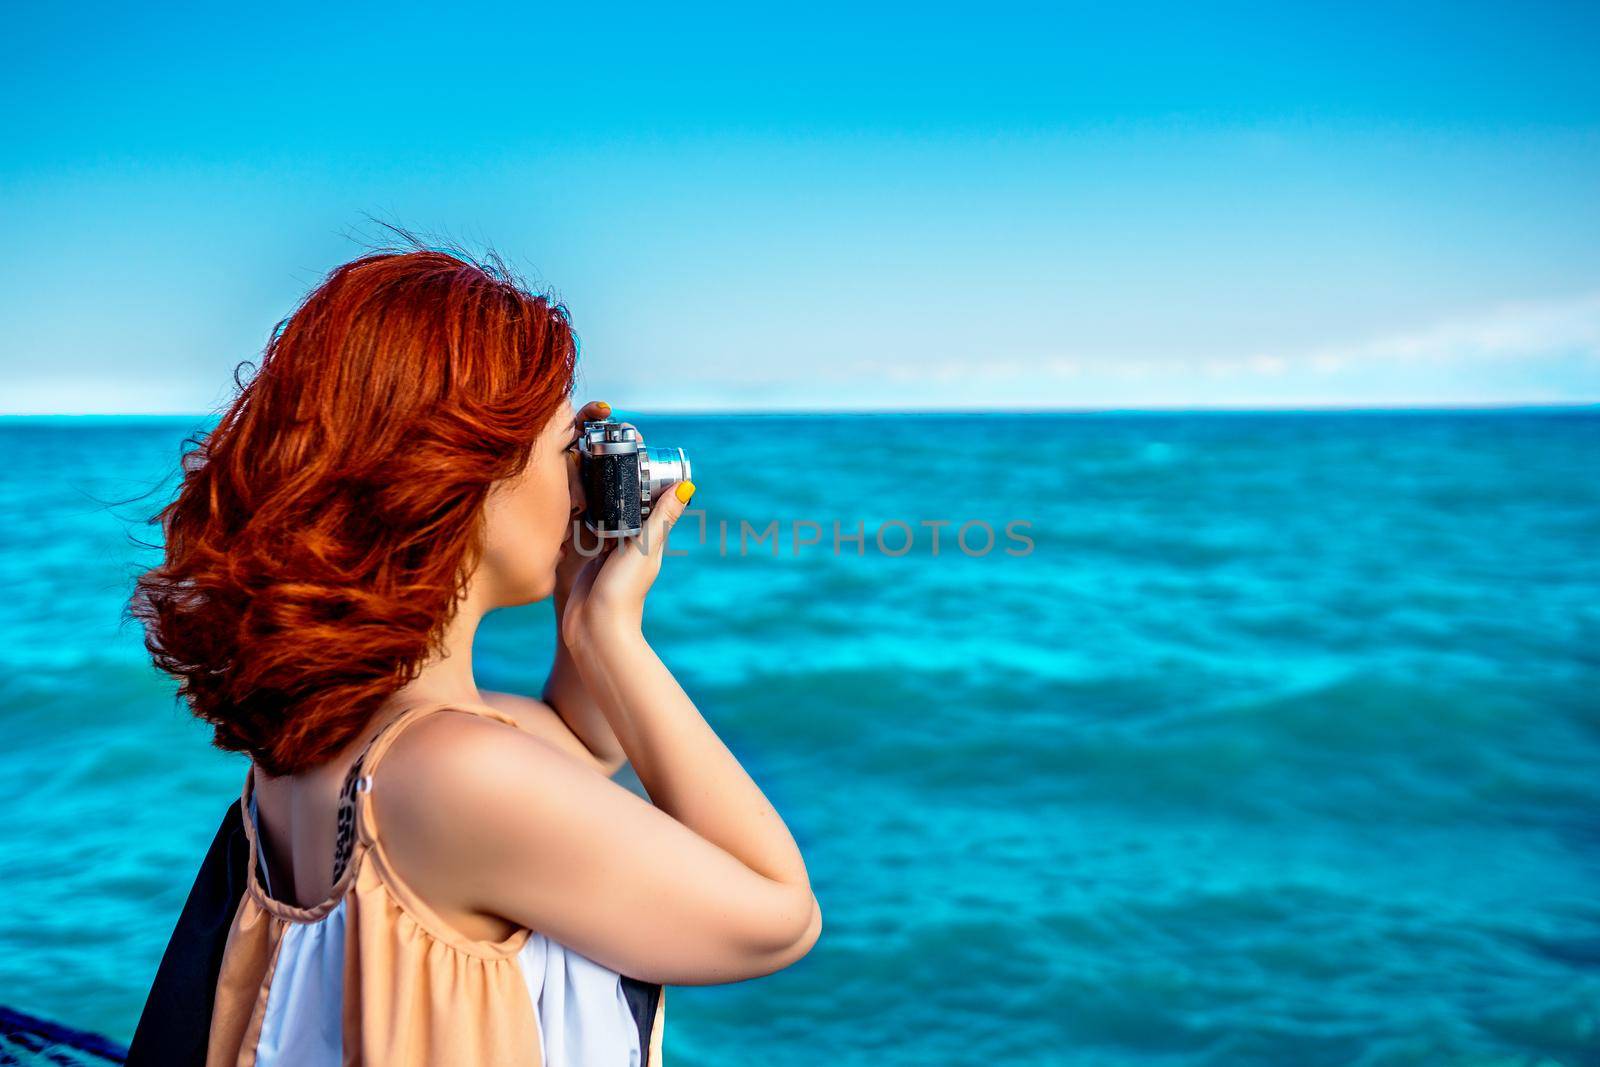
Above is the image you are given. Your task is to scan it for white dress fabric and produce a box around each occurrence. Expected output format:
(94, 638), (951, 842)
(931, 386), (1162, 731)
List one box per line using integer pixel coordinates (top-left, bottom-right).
(244, 762), (647, 1067)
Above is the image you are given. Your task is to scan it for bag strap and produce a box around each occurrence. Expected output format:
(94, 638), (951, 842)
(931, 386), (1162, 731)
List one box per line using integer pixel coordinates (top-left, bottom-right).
(331, 700), (523, 884)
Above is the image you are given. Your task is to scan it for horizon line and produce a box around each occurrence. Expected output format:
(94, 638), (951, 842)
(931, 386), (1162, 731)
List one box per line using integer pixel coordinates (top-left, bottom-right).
(2, 400), (1598, 420)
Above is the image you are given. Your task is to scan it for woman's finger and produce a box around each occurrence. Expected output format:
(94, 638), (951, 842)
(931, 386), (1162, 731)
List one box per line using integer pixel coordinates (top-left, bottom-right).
(639, 479), (696, 560)
(574, 401), (642, 446)
(567, 541), (613, 609)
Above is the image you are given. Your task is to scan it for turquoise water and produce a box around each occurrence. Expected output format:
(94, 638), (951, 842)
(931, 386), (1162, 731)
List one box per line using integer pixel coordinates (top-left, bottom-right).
(1, 410), (1597, 1066)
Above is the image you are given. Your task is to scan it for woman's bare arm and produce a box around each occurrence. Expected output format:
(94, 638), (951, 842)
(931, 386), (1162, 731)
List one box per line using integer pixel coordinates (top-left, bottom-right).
(565, 480), (817, 895)
(570, 622), (815, 893)
(376, 481), (820, 985)
(504, 397), (630, 778)
(376, 709), (820, 985)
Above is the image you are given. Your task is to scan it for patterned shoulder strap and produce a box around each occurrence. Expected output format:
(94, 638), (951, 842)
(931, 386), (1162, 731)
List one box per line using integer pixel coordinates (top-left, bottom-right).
(331, 700), (523, 884)
(331, 753), (370, 886)
(331, 725), (384, 886)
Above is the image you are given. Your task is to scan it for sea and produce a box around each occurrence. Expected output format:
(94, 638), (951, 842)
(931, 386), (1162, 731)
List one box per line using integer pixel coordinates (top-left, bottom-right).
(0, 409), (1596, 1066)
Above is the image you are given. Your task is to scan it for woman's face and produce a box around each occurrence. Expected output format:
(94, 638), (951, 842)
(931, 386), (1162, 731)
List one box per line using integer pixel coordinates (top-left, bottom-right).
(477, 399), (583, 606)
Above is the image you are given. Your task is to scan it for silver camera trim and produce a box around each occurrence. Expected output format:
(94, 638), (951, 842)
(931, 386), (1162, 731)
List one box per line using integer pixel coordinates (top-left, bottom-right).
(579, 420), (692, 538)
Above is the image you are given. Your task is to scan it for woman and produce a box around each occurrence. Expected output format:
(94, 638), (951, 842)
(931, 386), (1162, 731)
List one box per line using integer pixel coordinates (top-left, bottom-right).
(125, 242), (821, 1066)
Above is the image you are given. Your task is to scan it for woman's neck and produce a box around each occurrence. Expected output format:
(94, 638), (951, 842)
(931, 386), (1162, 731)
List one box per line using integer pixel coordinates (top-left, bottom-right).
(388, 577), (492, 709)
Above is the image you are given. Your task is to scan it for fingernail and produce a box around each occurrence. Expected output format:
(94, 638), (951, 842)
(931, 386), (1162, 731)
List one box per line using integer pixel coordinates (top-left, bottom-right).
(675, 480), (696, 503)
(595, 400), (611, 412)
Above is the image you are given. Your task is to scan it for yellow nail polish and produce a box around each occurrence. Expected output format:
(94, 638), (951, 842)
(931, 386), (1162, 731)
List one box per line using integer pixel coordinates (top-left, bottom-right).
(595, 400), (611, 412)
(674, 480), (696, 503)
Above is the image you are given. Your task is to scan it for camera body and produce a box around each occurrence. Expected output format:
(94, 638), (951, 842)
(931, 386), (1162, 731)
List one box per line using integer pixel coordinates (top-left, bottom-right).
(578, 420), (692, 538)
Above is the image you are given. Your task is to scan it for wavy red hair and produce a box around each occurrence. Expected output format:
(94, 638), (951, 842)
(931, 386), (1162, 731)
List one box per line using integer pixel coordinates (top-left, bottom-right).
(129, 241), (577, 775)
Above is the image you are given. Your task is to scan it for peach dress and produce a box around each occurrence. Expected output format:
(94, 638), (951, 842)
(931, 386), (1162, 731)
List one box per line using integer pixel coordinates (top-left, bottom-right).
(205, 701), (666, 1066)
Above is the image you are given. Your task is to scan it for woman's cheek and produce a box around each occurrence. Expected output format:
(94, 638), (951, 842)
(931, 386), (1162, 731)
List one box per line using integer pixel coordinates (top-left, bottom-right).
(543, 473), (575, 562)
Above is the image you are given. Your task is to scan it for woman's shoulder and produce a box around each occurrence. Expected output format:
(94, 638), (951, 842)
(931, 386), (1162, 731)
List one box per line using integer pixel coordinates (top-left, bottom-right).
(362, 706), (598, 941)
(372, 704), (586, 842)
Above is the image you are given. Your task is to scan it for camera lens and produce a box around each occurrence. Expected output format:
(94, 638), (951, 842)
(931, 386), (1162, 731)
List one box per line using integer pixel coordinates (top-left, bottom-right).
(642, 446), (692, 503)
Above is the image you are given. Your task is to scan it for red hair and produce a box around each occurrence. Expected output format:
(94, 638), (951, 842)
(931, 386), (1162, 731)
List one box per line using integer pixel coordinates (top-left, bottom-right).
(130, 240), (577, 775)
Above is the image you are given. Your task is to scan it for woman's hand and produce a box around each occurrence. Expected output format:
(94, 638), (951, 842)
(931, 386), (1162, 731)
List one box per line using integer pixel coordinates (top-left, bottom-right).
(553, 400), (614, 613)
(553, 400), (671, 617)
(562, 473), (696, 647)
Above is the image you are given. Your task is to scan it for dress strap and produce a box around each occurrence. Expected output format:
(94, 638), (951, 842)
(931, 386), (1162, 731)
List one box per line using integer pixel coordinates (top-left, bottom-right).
(246, 788), (276, 899)
(331, 700), (523, 884)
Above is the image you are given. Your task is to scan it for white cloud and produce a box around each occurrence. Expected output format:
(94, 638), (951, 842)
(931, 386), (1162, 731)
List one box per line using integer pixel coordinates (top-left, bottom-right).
(845, 289), (1600, 391)
(1289, 291), (1600, 369)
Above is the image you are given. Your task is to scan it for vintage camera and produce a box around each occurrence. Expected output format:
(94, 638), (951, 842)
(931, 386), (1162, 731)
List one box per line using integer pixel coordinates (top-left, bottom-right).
(577, 420), (693, 538)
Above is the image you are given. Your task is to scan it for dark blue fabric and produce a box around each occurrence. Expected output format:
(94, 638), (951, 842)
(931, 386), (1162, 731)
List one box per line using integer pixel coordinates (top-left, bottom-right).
(125, 802), (247, 1067)
(619, 975), (663, 1066)
(0, 1003), (128, 1064)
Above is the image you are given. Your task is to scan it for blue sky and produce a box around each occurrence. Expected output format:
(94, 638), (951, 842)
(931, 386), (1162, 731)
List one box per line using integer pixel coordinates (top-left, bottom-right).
(3, 1), (1598, 412)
